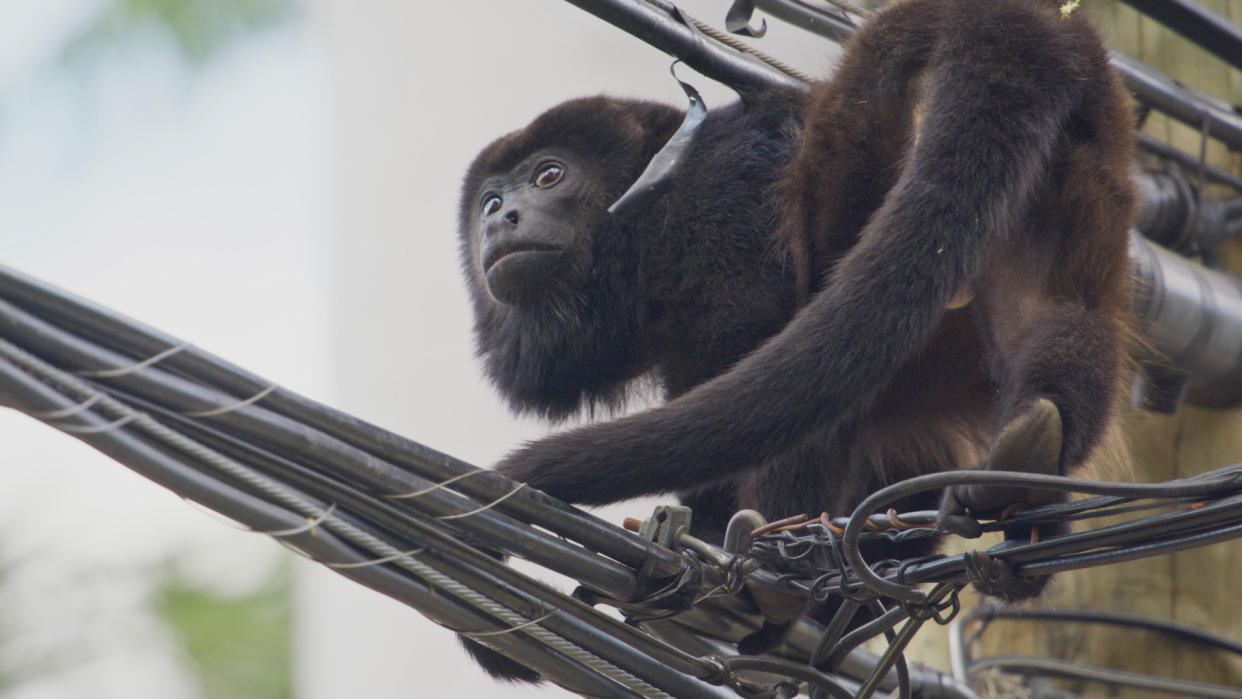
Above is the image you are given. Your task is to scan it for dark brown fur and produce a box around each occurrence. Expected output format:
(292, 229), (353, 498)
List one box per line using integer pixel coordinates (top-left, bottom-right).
(457, 0), (1134, 682)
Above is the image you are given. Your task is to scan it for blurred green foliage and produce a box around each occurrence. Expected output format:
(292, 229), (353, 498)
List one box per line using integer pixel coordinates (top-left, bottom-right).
(6, 3), (300, 696)
(153, 563), (293, 699)
(61, 0), (300, 67)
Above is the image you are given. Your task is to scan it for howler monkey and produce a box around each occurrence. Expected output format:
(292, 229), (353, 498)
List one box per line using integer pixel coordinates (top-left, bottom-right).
(458, 0), (1134, 682)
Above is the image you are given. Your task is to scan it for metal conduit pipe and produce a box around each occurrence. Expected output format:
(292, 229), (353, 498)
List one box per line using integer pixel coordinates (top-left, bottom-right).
(1130, 169), (1242, 255)
(1130, 233), (1242, 410)
(1117, 0), (1242, 73)
(749, 0), (1242, 151)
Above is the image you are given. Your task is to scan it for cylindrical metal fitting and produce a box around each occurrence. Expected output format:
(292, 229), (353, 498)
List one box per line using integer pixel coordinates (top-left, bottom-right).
(1130, 232), (1242, 408)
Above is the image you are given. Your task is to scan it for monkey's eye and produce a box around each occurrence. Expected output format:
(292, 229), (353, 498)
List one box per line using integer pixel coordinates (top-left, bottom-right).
(533, 163), (564, 188)
(481, 195), (502, 217)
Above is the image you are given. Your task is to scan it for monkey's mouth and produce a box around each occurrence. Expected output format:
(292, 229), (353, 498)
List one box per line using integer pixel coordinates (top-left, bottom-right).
(482, 243), (561, 274)
(482, 243), (568, 306)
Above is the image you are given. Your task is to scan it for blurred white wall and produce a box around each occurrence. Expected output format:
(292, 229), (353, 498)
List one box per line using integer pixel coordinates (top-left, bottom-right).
(0, 9), (330, 697)
(301, 1), (840, 696)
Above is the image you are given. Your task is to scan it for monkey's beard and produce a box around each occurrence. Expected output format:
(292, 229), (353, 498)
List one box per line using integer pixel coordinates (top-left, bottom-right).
(473, 232), (646, 422)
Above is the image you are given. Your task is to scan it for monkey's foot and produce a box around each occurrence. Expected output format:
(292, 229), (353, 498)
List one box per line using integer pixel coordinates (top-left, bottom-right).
(938, 398), (1066, 601)
(937, 398), (1063, 537)
(962, 550), (1051, 603)
(737, 583), (805, 655)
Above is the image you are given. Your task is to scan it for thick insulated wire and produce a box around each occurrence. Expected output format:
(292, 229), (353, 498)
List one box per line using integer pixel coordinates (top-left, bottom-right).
(0, 337), (682, 698)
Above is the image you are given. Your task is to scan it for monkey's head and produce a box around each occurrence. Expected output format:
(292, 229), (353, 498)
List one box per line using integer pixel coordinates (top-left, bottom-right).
(457, 97), (681, 420)
(459, 97), (680, 306)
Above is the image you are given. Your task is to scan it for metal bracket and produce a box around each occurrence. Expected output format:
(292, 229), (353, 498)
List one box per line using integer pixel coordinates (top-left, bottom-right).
(637, 504), (694, 550)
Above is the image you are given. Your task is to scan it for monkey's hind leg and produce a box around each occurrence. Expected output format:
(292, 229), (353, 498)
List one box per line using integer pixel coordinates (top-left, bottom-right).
(943, 292), (1125, 520)
(943, 292), (1125, 599)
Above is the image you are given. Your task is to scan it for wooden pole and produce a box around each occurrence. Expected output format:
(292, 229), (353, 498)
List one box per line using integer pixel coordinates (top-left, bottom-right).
(907, 1), (1242, 692)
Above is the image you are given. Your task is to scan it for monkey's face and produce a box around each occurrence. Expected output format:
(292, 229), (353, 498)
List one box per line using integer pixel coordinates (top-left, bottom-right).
(466, 149), (601, 306)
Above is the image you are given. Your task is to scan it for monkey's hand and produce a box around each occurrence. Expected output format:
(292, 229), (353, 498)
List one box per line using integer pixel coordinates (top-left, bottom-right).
(494, 422), (667, 506)
(494, 444), (585, 503)
(459, 635), (543, 684)
(474, 431), (649, 682)
(455, 540), (544, 683)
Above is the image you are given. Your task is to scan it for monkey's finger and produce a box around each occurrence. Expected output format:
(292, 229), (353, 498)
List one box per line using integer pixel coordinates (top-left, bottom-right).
(935, 489), (984, 538)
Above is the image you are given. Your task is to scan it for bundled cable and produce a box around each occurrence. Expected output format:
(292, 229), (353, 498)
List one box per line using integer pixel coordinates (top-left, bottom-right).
(6, 260), (1242, 698)
(0, 265), (735, 697)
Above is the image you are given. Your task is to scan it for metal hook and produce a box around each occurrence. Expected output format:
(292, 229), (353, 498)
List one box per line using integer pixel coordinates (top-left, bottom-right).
(606, 59), (708, 220)
(725, 0), (767, 37)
